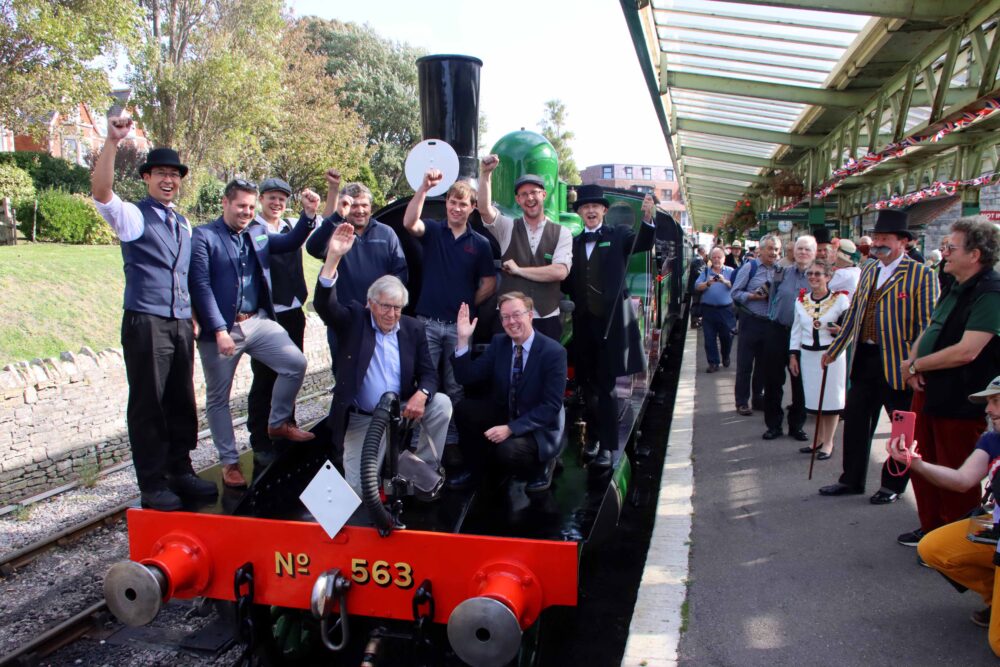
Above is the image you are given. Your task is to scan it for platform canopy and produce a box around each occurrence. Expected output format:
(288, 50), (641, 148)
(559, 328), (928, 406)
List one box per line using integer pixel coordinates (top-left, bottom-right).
(621, 0), (1000, 232)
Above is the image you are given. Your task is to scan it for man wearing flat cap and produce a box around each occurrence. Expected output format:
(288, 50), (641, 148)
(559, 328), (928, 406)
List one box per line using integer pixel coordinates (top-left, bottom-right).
(819, 209), (939, 506)
(478, 155), (573, 341)
(245, 178), (316, 465)
(563, 185), (656, 468)
(92, 114), (218, 511)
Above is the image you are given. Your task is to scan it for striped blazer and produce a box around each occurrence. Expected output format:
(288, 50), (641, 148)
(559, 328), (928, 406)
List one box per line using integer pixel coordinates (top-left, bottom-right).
(827, 255), (939, 390)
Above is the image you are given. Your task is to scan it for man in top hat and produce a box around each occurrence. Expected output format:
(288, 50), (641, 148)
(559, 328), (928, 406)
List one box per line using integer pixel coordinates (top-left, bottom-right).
(245, 177), (315, 466)
(563, 185), (656, 467)
(813, 227), (834, 263)
(477, 155), (573, 341)
(190, 179), (319, 488)
(725, 239), (744, 269)
(819, 209), (939, 503)
(92, 114), (218, 511)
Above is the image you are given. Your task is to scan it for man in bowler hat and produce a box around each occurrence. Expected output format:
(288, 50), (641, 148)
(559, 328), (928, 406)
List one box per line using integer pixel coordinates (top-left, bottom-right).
(819, 209), (939, 504)
(563, 186), (656, 467)
(92, 114), (218, 511)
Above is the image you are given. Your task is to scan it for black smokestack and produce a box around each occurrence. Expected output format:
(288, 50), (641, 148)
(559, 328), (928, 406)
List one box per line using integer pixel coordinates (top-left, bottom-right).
(416, 55), (483, 181)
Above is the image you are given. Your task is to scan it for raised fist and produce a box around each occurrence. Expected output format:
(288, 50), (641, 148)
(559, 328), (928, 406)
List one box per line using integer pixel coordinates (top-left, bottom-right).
(337, 194), (353, 220)
(300, 188), (320, 218)
(422, 168), (444, 192)
(481, 154), (500, 175)
(107, 115), (133, 143)
(325, 169), (341, 190)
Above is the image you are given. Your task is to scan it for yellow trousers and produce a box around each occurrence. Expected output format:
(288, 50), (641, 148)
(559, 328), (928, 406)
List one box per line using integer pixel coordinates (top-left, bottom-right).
(919, 517), (1000, 656)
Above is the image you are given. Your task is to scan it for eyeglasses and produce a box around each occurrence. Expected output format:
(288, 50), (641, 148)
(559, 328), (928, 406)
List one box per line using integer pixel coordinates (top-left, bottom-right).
(499, 310), (529, 323)
(516, 189), (545, 199)
(942, 243), (961, 253)
(805, 271), (826, 277)
(372, 301), (403, 313)
(150, 168), (181, 179)
(230, 178), (258, 192)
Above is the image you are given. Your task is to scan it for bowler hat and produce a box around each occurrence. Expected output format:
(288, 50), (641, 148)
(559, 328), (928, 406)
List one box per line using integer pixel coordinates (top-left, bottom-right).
(514, 174), (546, 193)
(572, 184), (610, 211)
(139, 148), (188, 178)
(813, 227), (832, 244)
(259, 177), (292, 196)
(872, 209), (913, 239)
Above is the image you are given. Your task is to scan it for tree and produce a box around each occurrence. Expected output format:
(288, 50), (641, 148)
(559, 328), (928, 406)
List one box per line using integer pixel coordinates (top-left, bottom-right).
(253, 19), (370, 197)
(126, 0), (284, 175)
(303, 19), (425, 202)
(0, 163), (34, 205)
(0, 0), (139, 135)
(539, 99), (581, 185)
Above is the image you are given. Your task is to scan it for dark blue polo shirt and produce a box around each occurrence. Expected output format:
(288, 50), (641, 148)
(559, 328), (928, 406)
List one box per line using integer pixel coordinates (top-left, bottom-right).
(416, 219), (495, 321)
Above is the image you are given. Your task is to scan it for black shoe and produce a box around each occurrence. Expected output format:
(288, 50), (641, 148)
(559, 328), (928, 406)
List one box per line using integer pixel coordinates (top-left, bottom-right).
(591, 449), (614, 469)
(871, 490), (901, 505)
(167, 472), (218, 498)
(762, 428), (783, 440)
(790, 429), (809, 442)
(798, 445), (819, 454)
(819, 483), (863, 496)
(706, 364), (720, 373)
(971, 607), (991, 628)
(446, 470), (476, 491)
(897, 528), (924, 546)
(583, 440), (600, 459)
(737, 405), (753, 416)
(140, 488), (183, 511)
(252, 448), (278, 468)
(723, 357), (731, 367)
(816, 451), (832, 461)
(526, 460), (556, 494)
(916, 552), (932, 569)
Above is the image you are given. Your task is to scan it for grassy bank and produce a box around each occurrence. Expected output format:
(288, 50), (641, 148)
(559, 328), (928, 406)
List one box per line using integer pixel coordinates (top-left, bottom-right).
(0, 242), (323, 366)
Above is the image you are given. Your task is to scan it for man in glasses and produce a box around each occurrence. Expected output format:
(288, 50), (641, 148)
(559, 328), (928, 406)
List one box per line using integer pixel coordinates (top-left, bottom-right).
(477, 156), (572, 340)
(92, 113), (217, 511)
(313, 223), (451, 498)
(448, 292), (568, 494)
(190, 178), (319, 488)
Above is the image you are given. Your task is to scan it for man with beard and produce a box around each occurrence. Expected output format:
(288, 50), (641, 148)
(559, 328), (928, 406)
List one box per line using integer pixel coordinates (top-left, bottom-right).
(819, 210), (939, 502)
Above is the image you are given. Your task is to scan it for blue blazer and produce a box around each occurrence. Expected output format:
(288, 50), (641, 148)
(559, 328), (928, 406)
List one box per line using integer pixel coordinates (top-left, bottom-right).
(452, 332), (567, 462)
(190, 214), (314, 340)
(313, 280), (437, 447)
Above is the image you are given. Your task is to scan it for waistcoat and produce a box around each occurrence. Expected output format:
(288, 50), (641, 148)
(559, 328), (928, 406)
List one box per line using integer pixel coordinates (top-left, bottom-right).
(501, 218), (562, 316)
(121, 199), (191, 319)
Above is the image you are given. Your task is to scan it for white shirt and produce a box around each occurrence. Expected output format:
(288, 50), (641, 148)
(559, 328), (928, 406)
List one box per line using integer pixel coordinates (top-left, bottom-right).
(876, 253), (905, 289)
(260, 216), (302, 312)
(93, 192), (189, 243)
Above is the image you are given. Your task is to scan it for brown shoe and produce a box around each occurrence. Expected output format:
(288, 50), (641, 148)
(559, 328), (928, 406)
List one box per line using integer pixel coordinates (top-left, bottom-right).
(222, 463), (247, 488)
(268, 420), (316, 442)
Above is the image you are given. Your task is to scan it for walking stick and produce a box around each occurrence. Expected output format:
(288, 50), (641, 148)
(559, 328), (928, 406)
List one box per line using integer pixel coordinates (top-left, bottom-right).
(808, 363), (830, 480)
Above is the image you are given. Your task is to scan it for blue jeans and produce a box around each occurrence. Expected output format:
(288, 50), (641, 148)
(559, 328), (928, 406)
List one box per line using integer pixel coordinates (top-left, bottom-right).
(417, 317), (463, 400)
(701, 304), (735, 366)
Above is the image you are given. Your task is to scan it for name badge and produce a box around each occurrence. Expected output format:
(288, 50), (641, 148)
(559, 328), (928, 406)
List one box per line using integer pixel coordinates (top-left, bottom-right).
(255, 234), (268, 244)
(599, 241), (611, 248)
(544, 253), (553, 260)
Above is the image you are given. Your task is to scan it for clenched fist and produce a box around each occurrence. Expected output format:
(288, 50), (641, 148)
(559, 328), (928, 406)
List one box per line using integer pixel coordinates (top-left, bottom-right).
(300, 188), (320, 218)
(481, 154), (500, 175)
(107, 115), (133, 144)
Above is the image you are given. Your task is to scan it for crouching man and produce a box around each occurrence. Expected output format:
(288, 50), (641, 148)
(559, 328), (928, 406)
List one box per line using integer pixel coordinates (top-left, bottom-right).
(314, 223), (451, 498)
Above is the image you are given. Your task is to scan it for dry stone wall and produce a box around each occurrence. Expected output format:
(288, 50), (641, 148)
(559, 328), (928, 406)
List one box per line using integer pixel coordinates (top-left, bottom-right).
(0, 314), (332, 506)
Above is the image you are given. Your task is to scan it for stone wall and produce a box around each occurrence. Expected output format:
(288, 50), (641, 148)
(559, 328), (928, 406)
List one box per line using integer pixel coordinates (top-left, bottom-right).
(0, 315), (332, 506)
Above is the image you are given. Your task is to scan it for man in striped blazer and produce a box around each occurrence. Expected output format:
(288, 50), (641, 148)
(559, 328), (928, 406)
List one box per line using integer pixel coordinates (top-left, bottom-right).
(818, 210), (939, 502)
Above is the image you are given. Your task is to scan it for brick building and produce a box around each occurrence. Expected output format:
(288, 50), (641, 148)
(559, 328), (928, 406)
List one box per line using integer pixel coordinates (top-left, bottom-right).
(579, 162), (687, 227)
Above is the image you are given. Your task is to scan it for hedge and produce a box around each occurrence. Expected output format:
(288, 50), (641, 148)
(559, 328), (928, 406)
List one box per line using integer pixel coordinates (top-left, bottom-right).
(0, 152), (90, 194)
(0, 163), (35, 205)
(16, 189), (116, 245)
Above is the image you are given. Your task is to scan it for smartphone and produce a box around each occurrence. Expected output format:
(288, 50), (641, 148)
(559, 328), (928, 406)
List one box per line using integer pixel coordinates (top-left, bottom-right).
(890, 410), (917, 447)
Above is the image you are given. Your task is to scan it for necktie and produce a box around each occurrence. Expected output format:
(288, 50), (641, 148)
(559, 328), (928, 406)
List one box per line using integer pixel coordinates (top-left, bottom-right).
(509, 344), (523, 418)
(582, 231), (599, 244)
(165, 207), (179, 243)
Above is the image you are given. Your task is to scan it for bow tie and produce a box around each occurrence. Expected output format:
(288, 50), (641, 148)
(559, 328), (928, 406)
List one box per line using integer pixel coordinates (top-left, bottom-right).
(582, 230), (601, 244)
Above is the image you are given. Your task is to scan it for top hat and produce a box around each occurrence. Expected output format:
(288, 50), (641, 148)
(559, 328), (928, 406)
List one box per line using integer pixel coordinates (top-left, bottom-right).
(571, 184), (610, 211)
(514, 174), (546, 193)
(813, 227), (832, 245)
(139, 148), (188, 178)
(872, 209), (913, 239)
(259, 177), (293, 196)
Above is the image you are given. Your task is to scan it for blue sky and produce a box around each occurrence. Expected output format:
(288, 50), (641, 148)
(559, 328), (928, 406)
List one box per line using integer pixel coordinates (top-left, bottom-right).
(287, 0), (672, 169)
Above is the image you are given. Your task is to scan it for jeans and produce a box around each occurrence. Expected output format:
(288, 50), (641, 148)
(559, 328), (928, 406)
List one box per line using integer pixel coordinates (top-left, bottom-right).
(417, 317), (462, 400)
(701, 304), (735, 366)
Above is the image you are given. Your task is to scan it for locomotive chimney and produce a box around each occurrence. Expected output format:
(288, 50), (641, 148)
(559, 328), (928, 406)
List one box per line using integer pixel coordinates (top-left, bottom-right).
(416, 54), (483, 181)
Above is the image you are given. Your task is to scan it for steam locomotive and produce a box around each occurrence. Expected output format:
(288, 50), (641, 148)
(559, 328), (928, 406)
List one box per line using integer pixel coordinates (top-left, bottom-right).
(103, 55), (690, 666)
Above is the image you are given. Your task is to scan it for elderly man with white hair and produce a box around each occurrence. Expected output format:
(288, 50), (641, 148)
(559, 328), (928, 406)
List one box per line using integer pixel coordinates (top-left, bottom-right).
(761, 234), (816, 441)
(314, 223), (452, 498)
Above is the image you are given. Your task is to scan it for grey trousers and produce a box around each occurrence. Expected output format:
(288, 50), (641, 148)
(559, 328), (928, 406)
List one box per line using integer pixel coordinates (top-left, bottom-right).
(198, 313), (307, 465)
(342, 392), (452, 497)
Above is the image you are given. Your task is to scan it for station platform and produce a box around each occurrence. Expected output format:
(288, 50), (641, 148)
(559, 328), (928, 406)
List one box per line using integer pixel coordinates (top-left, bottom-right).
(624, 325), (996, 666)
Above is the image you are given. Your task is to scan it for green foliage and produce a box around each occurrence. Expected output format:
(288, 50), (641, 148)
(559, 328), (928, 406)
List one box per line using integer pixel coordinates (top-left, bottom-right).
(539, 100), (581, 185)
(127, 0), (284, 174)
(0, 0), (140, 135)
(86, 142), (148, 203)
(186, 172), (225, 225)
(304, 19), (425, 202)
(0, 152), (90, 193)
(16, 190), (116, 245)
(0, 164), (35, 205)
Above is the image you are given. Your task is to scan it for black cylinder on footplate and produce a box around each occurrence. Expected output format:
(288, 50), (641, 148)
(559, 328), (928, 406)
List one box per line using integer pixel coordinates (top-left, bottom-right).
(416, 54), (483, 180)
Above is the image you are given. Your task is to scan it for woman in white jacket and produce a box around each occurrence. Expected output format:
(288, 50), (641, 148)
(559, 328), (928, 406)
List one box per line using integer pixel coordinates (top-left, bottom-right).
(789, 260), (851, 459)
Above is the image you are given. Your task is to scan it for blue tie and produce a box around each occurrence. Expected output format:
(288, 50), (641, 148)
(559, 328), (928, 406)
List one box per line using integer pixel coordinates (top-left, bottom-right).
(509, 344), (523, 418)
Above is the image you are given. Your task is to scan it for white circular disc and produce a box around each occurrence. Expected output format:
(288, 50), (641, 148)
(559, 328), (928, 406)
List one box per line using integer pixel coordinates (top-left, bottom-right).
(405, 139), (460, 197)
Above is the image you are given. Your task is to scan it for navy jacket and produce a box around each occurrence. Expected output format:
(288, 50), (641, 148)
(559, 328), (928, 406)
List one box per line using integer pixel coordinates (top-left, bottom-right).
(190, 213), (314, 340)
(313, 280), (437, 448)
(452, 332), (567, 462)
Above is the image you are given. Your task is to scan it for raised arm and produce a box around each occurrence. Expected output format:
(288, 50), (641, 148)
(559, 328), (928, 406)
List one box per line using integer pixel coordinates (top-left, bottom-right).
(477, 155), (500, 225)
(269, 189), (319, 254)
(92, 115), (132, 204)
(403, 169), (443, 238)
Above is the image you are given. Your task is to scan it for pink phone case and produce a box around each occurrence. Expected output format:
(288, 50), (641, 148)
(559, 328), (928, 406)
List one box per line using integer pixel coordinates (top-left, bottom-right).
(890, 410), (917, 446)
